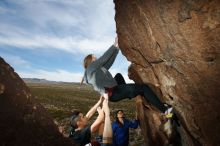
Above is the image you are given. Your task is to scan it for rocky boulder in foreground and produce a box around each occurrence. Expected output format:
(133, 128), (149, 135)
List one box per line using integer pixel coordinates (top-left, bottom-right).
(0, 57), (75, 146)
(115, 0), (220, 145)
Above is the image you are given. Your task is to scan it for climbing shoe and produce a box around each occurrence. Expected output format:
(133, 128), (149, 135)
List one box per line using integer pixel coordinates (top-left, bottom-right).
(165, 113), (173, 119)
(165, 107), (173, 119)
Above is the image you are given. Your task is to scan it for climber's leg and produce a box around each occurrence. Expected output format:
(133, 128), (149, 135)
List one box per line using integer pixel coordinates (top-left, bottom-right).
(108, 84), (137, 102)
(109, 84), (167, 113)
(141, 85), (167, 113)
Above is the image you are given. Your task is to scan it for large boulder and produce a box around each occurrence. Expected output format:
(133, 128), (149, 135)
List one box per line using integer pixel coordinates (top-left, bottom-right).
(115, 0), (220, 145)
(0, 57), (75, 146)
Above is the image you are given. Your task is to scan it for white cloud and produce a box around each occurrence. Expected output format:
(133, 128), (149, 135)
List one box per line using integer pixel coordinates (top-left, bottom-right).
(6, 0), (85, 28)
(0, 0), (116, 55)
(0, 0), (133, 83)
(18, 69), (82, 82)
(0, 6), (15, 14)
(0, 35), (113, 55)
(0, 53), (30, 68)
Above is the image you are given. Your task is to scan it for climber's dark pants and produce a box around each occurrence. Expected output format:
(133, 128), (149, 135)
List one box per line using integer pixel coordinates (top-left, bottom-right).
(109, 73), (167, 113)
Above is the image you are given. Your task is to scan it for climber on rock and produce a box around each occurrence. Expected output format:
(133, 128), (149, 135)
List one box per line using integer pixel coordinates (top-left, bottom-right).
(81, 36), (173, 117)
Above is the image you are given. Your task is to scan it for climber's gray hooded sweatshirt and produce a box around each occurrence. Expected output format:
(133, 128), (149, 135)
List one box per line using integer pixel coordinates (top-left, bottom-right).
(85, 45), (119, 95)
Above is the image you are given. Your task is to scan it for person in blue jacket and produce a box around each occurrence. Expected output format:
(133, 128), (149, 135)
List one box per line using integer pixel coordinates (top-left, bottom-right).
(112, 110), (139, 146)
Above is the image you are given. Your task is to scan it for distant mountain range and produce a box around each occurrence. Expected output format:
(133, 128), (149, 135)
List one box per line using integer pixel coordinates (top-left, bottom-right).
(22, 78), (76, 84)
(23, 78), (48, 83)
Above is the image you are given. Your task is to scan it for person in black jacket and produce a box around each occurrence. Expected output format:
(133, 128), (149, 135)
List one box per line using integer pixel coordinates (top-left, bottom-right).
(69, 96), (113, 146)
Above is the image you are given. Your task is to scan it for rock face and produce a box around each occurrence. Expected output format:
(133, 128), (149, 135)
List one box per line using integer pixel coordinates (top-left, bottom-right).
(0, 57), (75, 146)
(115, 0), (220, 146)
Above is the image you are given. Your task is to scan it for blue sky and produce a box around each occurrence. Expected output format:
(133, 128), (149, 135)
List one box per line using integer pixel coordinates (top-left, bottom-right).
(0, 0), (132, 83)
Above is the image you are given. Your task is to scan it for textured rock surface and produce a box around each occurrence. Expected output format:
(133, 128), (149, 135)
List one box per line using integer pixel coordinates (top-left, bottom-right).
(115, 0), (220, 145)
(0, 57), (75, 146)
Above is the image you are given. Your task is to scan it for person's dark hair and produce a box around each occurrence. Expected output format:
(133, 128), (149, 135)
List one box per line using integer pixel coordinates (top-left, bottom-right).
(115, 110), (124, 128)
(69, 110), (82, 138)
(70, 110), (81, 130)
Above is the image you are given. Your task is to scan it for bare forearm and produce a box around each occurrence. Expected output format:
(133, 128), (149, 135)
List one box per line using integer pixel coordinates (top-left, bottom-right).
(86, 96), (102, 119)
(103, 116), (112, 137)
(102, 99), (112, 144)
(91, 114), (104, 133)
